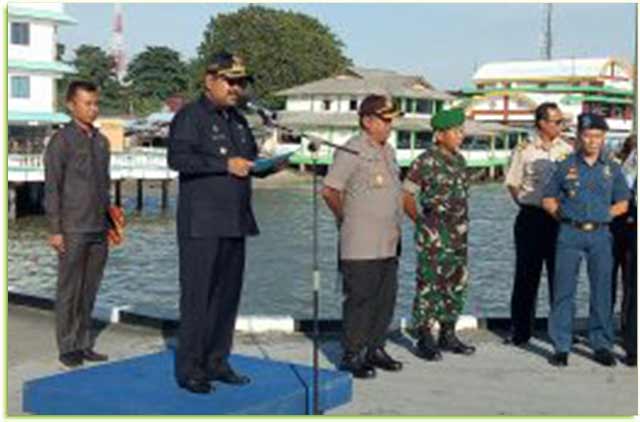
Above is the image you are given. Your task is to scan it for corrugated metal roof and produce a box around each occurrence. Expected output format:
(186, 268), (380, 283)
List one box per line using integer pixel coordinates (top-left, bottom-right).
(275, 67), (454, 100)
(473, 57), (631, 82)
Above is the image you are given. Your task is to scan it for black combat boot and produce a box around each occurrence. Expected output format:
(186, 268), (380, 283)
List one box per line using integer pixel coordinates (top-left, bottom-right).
(438, 324), (476, 355)
(415, 332), (442, 361)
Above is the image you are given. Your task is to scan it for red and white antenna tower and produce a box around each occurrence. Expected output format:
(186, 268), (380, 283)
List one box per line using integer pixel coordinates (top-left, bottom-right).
(110, 4), (127, 82)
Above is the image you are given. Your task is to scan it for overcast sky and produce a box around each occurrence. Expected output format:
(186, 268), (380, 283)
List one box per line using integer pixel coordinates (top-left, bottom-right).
(58, 3), (636, 90)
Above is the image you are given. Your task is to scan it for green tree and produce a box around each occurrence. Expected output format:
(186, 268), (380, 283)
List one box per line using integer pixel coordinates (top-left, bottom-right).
(194, 5), (351, 107)
(125, 46), (189, 115)
(57, 44), (126, 115)
(185, 58), (204, 101)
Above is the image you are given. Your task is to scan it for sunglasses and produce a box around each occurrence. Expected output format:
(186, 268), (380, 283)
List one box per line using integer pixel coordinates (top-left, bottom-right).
(374, 114), (393, 124)
(546, 118), (565, 126)
(224, 77), (248, 88)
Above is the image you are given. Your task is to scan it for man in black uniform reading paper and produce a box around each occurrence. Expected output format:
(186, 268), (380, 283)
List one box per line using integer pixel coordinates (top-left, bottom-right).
(168, 52), (279, 394)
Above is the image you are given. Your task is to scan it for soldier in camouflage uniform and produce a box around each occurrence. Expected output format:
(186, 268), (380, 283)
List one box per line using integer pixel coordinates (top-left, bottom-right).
(403, 108), (475, 361)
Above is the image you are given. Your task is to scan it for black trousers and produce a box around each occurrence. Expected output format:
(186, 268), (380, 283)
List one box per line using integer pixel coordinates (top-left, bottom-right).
(624, 231), (637, 356)
(55, 232), (108, 355)
(175, 236), (246, 382)
(611, 216), (632, 320)
(340, 257), (398, 354)
(510, 206), (559, 343)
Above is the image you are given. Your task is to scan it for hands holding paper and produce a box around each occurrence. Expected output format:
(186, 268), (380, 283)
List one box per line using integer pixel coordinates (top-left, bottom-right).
(227, 157), (254, 177)
(250, 151), (295, 177)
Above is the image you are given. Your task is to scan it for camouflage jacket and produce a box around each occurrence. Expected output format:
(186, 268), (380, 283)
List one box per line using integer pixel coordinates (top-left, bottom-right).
(403, 146), (469, 227)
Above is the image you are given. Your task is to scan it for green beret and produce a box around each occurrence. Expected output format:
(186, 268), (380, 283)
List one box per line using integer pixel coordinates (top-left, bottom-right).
(431, 108), (465, 131)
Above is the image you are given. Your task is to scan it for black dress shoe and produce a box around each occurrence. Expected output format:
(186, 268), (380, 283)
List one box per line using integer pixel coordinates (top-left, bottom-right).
(549, 352), (569, 367)
(415, 334), (442, 361)
(339, 352), (376, 379)
(59, 351), (83, 368)
(366, 347), (402, 371)
(207, 362), (251, 385)
(624, 354), (637, 367)
(504, 336), (529, 348)
(82, 349), (109, 362)
(593, 349), (617, 367)
(439, 328), (476, 355)
(178, 377), (212, 394)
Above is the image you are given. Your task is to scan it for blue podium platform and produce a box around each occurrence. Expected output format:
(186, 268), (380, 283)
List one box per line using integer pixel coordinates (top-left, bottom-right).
(23, 351), (352, 415)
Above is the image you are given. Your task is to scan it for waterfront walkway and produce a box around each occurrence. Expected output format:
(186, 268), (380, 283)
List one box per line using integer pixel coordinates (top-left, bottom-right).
(8, 304), (637, 416)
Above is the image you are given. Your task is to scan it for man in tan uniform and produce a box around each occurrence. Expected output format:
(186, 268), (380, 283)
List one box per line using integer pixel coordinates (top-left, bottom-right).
(504, 102), (573, 346)
(322, 95), (404, 379)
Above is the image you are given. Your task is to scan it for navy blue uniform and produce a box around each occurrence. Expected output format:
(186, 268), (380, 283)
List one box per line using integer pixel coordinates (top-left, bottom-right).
(544, 153), (630, 353)
(168, 95), (259, 383)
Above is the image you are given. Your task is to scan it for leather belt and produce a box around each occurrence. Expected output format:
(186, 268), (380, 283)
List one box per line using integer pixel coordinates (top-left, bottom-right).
(561, 219), (607, 232)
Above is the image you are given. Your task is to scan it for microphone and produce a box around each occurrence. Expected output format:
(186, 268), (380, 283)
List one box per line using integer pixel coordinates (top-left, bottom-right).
(244, 99), (358, 156)
(307, 138), (322, 153)
(245, 100), (277, 127)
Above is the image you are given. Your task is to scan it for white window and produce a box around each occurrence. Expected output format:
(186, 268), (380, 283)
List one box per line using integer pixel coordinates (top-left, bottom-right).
(11, 76), (30, 98)
(11, 22), (30, 46)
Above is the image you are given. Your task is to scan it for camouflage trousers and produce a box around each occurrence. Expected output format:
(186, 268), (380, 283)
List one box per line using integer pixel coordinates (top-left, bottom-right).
(410, 220), (468, 336)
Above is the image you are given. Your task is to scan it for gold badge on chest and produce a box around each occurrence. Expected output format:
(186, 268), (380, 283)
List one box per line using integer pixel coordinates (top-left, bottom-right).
(566, 166), (579, 180)
(374, 173), (385, 187)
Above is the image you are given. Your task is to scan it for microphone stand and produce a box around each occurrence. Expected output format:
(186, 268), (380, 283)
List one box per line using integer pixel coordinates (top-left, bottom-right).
(299, 130), (358, 415)
(264, 118), (359, 156)
(255, 112), (357, 415)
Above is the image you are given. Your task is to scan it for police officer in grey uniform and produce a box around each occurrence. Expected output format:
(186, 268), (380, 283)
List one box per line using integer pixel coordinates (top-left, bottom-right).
(168, 52), (277, 393)
(44, 81), (111, 368)
(543, 113), (630, 367)
(322, 95), (404, 379)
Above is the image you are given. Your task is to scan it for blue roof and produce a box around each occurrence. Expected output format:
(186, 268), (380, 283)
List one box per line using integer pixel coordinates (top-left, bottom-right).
(8, 111), (71, 124)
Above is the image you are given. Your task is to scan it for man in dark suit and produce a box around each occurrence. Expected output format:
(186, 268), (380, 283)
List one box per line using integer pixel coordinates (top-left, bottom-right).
(44, 80), (111, 369)
(168, 52), (273, 394)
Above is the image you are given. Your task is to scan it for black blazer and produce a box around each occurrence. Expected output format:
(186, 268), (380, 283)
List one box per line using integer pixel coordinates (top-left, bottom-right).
(168, 95), (259, 238)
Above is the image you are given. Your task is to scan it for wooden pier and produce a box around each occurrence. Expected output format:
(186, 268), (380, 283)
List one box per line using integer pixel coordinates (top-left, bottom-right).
(8, 148), (176, 219)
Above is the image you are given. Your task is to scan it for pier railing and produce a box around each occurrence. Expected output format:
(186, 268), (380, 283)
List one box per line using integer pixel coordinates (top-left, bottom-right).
(8, 147), (510, 183)
(8, 148), (177, 183)
(288, 148), (511, 168)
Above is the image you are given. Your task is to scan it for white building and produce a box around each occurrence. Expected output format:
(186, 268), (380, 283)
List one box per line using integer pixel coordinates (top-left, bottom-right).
(275, 67), (518, 168)
(8, 3), (76, 152)
(459, 57), (634, 146)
